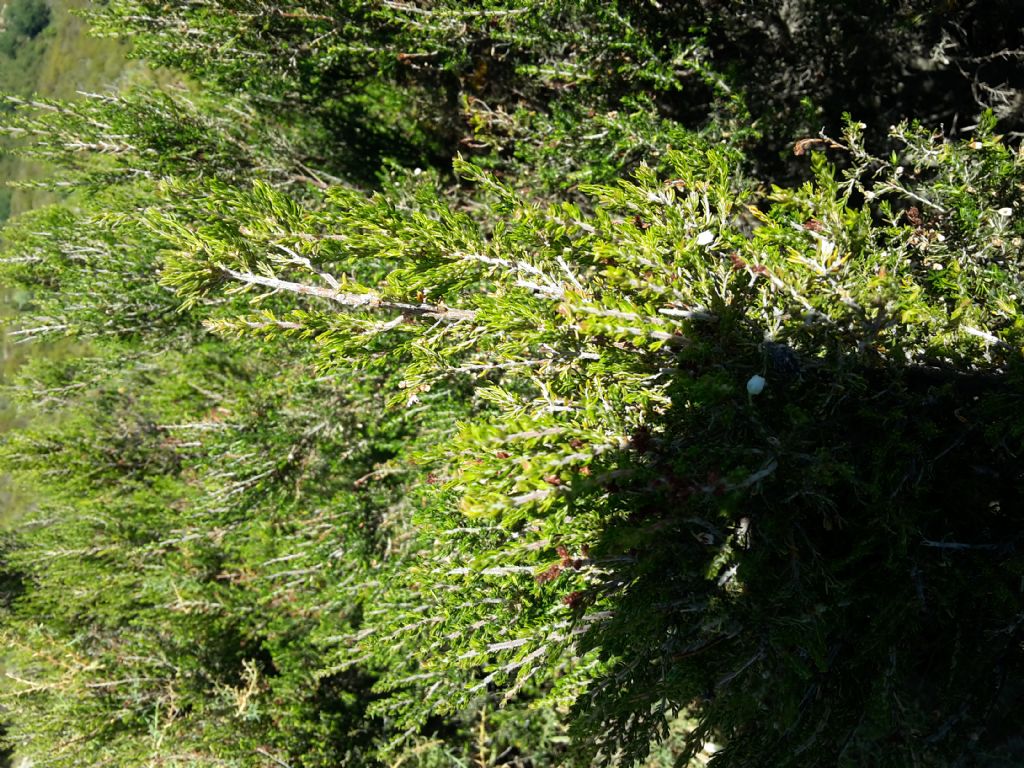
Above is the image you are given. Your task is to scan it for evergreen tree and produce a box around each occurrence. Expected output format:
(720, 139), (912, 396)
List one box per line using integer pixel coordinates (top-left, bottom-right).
(1, 2), (1022, 767)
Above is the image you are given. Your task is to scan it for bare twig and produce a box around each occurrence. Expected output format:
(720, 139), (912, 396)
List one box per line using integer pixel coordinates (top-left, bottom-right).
(221, 267), (476, 322)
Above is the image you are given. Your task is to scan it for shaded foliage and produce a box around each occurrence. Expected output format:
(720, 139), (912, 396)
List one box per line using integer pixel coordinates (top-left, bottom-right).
(0, 0), (51, 57)
(86, 0), (1024, 182)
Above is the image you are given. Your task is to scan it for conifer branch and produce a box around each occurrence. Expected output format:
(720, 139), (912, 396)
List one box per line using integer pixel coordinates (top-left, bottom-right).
(220, 267), (477, 322)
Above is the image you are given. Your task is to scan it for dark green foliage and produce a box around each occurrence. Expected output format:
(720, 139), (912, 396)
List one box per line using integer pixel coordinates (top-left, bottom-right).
(637, 1), (1024, 169)
(0, 0), (50, 59)
(142, 126), (1024, 766)
(85, 0), (747, 185)
(1, 2), (1023, 767)
(1, 0), (50, 44)
(85, 0), (1024, 182)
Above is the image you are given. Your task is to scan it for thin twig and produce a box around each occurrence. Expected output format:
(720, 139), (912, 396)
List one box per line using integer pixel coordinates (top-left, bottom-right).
(221, 267), (476, 322)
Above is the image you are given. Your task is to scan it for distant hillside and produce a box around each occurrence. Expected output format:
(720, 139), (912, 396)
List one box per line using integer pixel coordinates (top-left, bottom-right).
(0, 0), (139, 220)
(0, 0), (138, 531)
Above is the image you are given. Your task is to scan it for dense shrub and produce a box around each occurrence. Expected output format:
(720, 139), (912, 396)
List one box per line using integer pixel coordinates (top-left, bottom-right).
(86, 0), (1024, 180)
(0, 2), (1022, 767)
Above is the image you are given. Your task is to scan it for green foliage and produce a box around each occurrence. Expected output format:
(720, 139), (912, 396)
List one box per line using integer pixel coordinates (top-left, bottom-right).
(83, 0), (1024, 182)
(83, 0), (748, 186)
(1, 2), (1023, 768)
(143, 123), (1024, 767)
(1, 0), (50, 44)
(0, 0), (138, 221)
(0, 89), (329, 192)
(0, 0), (47, 68)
